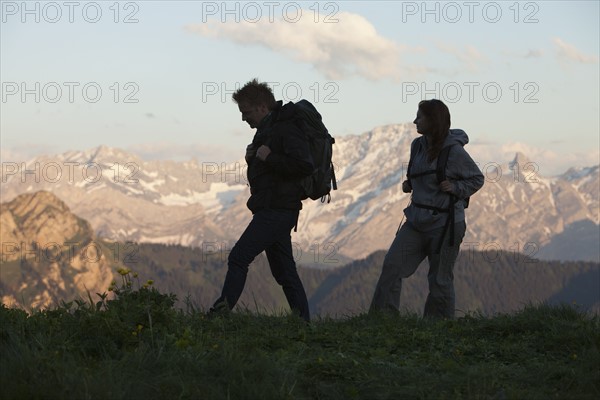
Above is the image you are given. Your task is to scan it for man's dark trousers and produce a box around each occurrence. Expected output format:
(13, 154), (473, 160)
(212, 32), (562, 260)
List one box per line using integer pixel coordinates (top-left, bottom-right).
(214, 208), (310, 321)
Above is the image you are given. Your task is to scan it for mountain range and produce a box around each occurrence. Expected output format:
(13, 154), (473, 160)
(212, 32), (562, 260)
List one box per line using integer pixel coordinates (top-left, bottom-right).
(0, 191), (114, 308)
(1, 123), (599, 263)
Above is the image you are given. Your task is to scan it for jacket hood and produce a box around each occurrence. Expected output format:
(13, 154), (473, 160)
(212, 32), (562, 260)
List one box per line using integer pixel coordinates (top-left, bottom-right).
(444, 129), (469, 147)
(443, 129), (469, 147)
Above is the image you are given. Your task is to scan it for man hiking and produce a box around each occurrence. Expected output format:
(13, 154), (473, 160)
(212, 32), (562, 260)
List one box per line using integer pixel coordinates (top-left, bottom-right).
(211, 78), (313, 322)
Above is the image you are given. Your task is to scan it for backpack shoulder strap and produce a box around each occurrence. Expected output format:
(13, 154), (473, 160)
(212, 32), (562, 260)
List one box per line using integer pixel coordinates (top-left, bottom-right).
(436, 144), (454, 183)
(406, 139), (420, 181)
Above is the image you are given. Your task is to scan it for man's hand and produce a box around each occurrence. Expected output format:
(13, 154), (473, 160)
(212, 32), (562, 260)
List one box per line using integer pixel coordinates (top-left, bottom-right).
(402, 180), (412, 193)
(245, 144), (256, 163)
(439, 180), (455, 193)
(256, 145), (271, 161)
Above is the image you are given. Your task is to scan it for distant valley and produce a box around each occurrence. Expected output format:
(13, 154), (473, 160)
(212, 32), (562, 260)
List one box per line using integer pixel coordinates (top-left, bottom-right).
(1, 191), (598, 315)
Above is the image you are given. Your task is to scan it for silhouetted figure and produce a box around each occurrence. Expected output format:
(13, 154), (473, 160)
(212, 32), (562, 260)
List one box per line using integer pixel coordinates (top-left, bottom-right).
(370, 99), (484, 318)
(211, 79), (313, 321)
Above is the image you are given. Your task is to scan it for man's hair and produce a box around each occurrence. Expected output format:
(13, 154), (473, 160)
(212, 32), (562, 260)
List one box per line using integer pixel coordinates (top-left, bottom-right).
(418, 99), (451, 162)
(232, 78), (277, 110)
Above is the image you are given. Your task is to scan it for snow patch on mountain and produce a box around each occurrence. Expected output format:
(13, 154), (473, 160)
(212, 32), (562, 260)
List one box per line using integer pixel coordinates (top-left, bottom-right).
(1, 123), (598, 262)
(87, 183), (106, 193)
(139, 178), (165, 192)
(158, 182), (247, 212)
(138, 233), (197, 247)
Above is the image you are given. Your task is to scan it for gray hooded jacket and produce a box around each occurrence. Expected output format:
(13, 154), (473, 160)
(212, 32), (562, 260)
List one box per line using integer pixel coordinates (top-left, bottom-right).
(404, 129), (484, 232)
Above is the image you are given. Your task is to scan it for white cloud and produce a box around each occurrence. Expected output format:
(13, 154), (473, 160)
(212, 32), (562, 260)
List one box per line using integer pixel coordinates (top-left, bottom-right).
(126, 141), (240, 163)
(0, 145), (56, 164)
(553, 37), (599, 64)
(523, 49), (544, 59)
(185, 12), (418, 81)
(0, 142), (243, 171)
(501, 48), (544, 60)
(468, 140), (600, 177)
(435, 42), (487, 72)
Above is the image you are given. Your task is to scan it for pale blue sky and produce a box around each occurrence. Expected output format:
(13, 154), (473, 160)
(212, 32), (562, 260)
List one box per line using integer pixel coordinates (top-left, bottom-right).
(1, 0), (598, 176)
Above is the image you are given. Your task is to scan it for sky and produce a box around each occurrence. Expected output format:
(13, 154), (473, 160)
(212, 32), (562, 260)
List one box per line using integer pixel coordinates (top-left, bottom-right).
(1, 0), (599, 177)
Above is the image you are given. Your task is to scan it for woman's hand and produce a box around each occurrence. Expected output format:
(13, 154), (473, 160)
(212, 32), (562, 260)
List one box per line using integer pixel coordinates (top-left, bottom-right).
(439, 180), (455, 193)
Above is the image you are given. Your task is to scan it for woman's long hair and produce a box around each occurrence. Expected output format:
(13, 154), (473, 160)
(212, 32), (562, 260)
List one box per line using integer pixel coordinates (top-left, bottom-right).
(418, 99), (451, 162)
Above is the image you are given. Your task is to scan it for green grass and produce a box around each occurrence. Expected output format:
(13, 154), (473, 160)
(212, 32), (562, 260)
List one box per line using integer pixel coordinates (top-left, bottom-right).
(1, 282), (598, 400)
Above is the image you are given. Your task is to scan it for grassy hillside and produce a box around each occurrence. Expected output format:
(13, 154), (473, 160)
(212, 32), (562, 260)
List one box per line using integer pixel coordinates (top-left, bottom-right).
(309, 250), (600, 316)
(2, 240), (598, 317)
(114, 241), (331, 314)
(123, 243), (600, 317)
(1, 276), (598, 400)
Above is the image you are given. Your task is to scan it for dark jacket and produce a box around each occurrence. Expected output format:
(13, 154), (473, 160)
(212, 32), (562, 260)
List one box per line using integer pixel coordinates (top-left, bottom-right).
(246, 101), (314, 213)
(405, 129), (484, 231)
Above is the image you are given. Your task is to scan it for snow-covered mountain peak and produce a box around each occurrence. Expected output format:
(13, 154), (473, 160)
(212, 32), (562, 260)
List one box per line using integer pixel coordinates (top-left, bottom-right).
(562, 166), (599, 182)
(55, 145), (139, 165)
(509, 151), (532, 169)
(2, 124), (598, 262)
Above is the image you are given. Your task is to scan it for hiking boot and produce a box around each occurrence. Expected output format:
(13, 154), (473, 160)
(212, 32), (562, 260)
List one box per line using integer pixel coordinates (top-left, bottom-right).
(207, 300), (230, 319)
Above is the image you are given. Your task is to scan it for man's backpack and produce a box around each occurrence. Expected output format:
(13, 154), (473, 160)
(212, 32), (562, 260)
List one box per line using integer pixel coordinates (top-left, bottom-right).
(292, 99), (337, 203)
